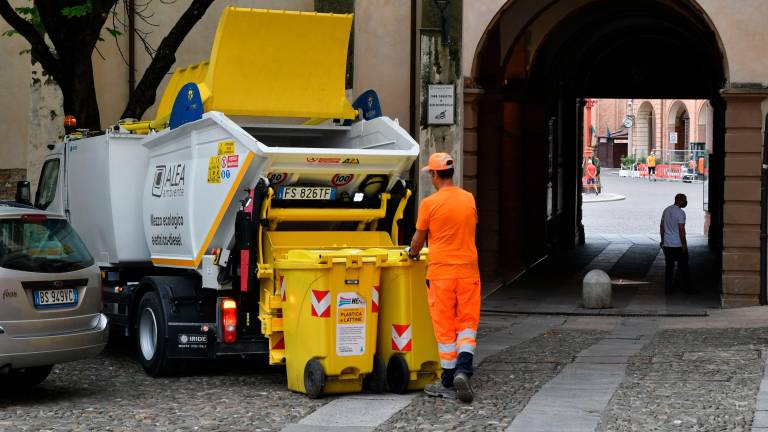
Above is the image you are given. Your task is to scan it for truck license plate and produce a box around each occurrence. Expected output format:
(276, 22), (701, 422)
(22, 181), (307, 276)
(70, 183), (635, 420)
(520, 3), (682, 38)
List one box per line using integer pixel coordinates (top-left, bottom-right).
(278, 186), (336, 200)
(34, 289), (77, 308)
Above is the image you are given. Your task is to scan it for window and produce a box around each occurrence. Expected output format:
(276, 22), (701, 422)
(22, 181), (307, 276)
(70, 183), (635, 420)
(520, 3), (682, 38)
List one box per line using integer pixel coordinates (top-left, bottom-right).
(0, 218), (94, 273)
(35, 159), (60, 210)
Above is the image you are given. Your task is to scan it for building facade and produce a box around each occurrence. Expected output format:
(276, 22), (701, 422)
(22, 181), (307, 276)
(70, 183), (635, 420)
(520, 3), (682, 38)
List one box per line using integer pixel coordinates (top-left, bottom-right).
(2, 0), (768, 307)
(588, 98), (713, 167)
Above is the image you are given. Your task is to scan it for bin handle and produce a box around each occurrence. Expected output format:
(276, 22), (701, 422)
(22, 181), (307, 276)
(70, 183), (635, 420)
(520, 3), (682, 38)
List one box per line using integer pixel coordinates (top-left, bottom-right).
(391, 189), (412, 245)
(346, 256), (362, 268)
(258, 187), (275, 266)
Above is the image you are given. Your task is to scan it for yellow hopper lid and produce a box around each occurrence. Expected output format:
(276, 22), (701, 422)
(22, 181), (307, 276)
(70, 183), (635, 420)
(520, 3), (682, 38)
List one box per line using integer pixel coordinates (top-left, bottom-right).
(156, 7), (356, 122)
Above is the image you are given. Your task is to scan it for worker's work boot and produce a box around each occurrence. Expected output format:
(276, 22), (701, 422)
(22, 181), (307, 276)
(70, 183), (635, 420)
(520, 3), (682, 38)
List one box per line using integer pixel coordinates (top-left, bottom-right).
(424, 382), (456, 399)
(453, 372), (474, 403)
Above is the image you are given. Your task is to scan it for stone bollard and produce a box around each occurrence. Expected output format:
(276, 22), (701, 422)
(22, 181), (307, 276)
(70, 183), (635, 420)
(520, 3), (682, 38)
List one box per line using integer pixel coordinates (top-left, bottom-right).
(583, 269), (612, 309)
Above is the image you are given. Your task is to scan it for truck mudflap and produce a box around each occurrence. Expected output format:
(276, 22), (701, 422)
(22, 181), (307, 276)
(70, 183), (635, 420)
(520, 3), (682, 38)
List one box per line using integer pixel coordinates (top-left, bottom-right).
(165, 323), (217, 359)
(164, 324), (269, 359)
(215, 338), (270, 357)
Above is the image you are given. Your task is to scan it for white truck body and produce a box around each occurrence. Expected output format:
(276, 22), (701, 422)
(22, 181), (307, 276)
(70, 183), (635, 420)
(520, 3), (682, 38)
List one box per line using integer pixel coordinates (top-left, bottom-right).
(62, 133), (149, 266)
(54, 112), (418, 271)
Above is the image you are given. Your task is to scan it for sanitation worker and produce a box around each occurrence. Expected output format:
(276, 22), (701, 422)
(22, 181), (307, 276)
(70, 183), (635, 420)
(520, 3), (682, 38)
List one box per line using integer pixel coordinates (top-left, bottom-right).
(407, 152), (480, 403)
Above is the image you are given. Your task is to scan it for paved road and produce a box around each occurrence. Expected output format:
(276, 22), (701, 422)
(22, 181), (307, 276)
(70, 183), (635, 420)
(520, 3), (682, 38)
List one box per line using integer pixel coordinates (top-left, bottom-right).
(5, 313), (768, 431)
(582, 169), (705, 236)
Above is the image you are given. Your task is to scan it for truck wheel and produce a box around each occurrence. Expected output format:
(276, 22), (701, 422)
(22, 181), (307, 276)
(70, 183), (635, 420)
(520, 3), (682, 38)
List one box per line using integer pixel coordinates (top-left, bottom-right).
(137, 291), (173, 377)
(387, 355), (410, 394)
(364, 354), (387, 393)
(304, 359), (326, 399)
(7, 365), (53, 387)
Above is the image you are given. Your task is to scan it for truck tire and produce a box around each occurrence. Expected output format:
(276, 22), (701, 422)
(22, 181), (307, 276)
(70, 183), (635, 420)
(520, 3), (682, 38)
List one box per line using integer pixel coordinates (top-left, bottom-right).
(136, 291), (174, 377)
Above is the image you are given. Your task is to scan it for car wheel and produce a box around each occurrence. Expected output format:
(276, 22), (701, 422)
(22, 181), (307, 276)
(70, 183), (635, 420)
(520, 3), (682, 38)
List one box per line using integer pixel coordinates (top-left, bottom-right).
(8, 365), (53, 387)
(137, 291), (173, 377)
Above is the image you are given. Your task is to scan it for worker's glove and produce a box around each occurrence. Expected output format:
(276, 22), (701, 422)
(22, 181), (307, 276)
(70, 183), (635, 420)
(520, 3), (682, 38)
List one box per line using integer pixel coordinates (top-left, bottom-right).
(404, 247), (420, 260)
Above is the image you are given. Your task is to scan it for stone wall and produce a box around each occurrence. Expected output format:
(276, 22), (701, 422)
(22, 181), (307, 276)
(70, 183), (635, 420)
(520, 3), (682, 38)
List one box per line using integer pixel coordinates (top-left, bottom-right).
(720, 90), (767, 307)
(0, 168), (26, 200)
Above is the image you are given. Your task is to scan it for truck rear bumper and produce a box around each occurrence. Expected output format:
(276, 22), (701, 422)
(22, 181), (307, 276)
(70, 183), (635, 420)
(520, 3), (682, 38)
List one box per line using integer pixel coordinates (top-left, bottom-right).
(0, 314), (109, 369)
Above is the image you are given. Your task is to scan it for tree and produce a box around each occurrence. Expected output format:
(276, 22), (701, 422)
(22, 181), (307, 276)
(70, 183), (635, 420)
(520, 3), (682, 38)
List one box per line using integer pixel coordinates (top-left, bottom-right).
(0, 0), (215, 130)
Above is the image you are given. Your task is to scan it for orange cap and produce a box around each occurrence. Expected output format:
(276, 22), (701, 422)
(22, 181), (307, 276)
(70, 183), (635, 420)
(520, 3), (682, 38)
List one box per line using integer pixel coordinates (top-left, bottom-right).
(421, 152), (455, 171)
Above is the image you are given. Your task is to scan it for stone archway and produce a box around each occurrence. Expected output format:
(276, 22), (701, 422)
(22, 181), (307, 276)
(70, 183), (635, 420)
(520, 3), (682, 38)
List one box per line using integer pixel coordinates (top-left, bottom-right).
(464, 0), (728, 291)
(635, 101), (656, 155)
(667, 100), (690, 152)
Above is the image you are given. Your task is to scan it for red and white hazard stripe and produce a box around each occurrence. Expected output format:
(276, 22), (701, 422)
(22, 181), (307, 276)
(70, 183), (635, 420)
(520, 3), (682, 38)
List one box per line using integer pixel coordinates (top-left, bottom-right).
(311, 290), (331, 317)
(272, 334), (285, 350)
(372, 285), (379, 313)
(279, 275), (286, 301)
(391, 323), (412, 352)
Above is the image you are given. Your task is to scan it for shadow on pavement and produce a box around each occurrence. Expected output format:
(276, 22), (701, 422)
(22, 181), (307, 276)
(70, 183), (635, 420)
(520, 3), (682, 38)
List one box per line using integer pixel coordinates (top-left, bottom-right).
(483, 236), (720, 316)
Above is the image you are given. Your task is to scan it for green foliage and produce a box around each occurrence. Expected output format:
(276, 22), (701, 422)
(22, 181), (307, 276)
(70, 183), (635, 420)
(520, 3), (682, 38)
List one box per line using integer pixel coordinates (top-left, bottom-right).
(5, 1), (121, 58)
(61, 2), (93, 18)
(13, 6), (42, 29)
(619, 155), (636, 169)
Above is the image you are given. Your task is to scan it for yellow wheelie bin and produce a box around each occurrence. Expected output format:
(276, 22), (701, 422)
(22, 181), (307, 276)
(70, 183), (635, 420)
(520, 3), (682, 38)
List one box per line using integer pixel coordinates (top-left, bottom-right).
(276, 248), (386, 398)
(374, 248), (441, 393)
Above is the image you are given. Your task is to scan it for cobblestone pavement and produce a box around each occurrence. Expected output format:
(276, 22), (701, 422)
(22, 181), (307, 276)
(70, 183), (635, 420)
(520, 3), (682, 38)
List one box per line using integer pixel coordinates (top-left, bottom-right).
(376, 329), (606, 431)
(6, 318), (768, 431)
(598, 327), (768, 432)
(0, 346), (326, 432)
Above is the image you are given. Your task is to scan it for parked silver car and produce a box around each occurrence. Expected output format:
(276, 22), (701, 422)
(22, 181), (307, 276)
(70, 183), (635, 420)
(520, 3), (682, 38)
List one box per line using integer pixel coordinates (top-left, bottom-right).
(0, 201), (108, 387)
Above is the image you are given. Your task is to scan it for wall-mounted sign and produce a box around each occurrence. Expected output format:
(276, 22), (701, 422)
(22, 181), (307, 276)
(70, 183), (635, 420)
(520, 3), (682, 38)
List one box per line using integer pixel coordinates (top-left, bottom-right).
(427, 84), (454, 125)
(669, 131), (678, 144)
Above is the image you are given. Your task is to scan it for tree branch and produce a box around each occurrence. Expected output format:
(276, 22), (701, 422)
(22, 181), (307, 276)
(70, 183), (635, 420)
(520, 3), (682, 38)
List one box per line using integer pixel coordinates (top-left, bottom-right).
(32, 1), (65, 54)
(121, 0), (214, 120)
(0, 0), (61, 81)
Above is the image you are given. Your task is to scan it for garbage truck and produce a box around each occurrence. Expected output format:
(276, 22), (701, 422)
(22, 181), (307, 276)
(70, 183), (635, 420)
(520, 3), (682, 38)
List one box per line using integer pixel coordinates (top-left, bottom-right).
(23, 7), (440, 390)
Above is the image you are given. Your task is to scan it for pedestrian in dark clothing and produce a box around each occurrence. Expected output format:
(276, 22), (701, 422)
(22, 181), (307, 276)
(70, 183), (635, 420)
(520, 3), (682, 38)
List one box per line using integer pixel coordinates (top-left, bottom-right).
(660, 193), (691, 294)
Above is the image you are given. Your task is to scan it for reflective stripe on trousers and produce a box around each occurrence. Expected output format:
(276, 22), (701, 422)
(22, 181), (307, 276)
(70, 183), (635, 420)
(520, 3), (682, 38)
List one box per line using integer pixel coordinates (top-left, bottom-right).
(457, 328), (477, 354)
(438, 342), (458, 369)
(427, 278), (481, 369)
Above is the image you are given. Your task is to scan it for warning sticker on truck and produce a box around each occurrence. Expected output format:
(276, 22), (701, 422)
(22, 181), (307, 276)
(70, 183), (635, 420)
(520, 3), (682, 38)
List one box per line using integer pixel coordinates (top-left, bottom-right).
(207, 156), (221, 184)
(336, 292), (366, 357)
(218, 140), (235, 155)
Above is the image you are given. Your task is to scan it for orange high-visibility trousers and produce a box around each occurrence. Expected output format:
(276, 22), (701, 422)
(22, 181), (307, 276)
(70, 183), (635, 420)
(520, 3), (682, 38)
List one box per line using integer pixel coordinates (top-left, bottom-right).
(426, 278), (481, 369)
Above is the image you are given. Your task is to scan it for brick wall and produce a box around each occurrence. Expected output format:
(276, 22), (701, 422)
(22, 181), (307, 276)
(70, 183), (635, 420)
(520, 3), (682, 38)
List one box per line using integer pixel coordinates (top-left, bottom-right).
(0, 168), (26, 200)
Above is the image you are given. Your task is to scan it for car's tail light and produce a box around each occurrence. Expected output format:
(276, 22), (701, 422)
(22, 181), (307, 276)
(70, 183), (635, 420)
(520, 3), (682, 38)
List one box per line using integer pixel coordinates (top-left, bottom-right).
(221, 298), (237, 344)
(21, 214), (47, 222)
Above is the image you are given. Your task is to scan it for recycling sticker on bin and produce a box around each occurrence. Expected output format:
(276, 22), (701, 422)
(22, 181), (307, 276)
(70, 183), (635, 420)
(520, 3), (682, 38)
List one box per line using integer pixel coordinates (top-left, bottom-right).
(336, 292), (366, 356)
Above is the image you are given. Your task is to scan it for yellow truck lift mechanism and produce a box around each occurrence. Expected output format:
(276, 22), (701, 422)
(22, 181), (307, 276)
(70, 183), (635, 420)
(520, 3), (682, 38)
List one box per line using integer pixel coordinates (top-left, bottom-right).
(141, 8), (356, 132)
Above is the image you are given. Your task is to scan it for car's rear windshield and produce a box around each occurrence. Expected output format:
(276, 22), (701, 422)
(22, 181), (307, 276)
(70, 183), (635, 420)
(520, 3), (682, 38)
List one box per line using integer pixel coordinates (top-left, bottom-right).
(0, 217), (94, 273)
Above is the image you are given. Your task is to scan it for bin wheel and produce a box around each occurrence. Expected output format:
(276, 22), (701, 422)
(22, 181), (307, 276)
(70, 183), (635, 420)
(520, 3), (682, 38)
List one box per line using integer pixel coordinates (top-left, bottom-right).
(364, 355), (387, 393)
(387, 355), (410, 394)
(304, 359), (326, 399)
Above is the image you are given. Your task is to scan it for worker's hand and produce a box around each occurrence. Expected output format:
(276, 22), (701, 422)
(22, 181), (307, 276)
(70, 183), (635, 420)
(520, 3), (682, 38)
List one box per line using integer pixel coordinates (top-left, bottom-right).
(404, 246), (420, 260)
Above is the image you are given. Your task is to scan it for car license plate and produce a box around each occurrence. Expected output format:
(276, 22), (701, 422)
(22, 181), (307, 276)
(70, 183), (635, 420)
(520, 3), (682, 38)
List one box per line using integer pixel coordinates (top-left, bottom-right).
(278, 186), (336, 200)
(34, 288), (78, 308)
